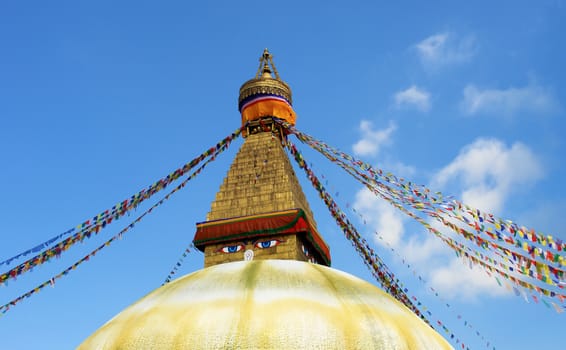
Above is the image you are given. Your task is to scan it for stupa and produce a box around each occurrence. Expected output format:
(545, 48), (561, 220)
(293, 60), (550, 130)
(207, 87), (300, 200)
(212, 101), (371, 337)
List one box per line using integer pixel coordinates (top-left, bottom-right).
(78, 49), (453, 349)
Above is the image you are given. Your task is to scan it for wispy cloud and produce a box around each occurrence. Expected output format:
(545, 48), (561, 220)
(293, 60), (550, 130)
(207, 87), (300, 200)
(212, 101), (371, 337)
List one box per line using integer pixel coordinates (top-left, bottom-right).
(429, 259), (509, 299)
(424, 138), (543, 298)
(394, 85), (431, 112)
(414, 32), (476, 68)
(400, 233), (446, 265)
(384, 161), (416, 179)
(461, 84), (557, 116)
(352, 120), (396, 157)
(432, 138), (543, 213)
(353, 187), (405, 248)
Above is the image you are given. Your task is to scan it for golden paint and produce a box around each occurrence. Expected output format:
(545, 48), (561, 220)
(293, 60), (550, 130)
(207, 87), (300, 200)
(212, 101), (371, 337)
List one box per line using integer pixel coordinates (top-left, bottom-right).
(202, 131), (327, 268)
(206, 132), (315, 224)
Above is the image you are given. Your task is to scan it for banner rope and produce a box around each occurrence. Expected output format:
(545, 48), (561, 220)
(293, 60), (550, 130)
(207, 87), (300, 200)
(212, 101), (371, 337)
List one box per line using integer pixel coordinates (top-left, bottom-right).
(0, 126), (244, 269)
(310, 140), (565, 298)
(282, 120), (565, 260)
(284, 139), (479, 349)
(298, 161), (496, 348)
(279, 121), (565, 301)
(0, 132), (239, 315)
(162, 244), (193, 285)
(0, 126), (243, 286)
(352, 203), (501, 347)
(285, 142), (423, 314)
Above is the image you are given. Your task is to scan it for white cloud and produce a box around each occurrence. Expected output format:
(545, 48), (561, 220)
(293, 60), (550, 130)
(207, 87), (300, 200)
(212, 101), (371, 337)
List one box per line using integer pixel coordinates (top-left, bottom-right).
(383, 161), (416, 179)
(394, 85), (431, 112)
(461, 84), (557, 116)
(352, 120), (396, 157)
(429, 259), (510, 299)
(415, 32), (476, 67)
(353, 187), (404, 248)
(400, 234), (446, 265)
(432, 138), (543, 213)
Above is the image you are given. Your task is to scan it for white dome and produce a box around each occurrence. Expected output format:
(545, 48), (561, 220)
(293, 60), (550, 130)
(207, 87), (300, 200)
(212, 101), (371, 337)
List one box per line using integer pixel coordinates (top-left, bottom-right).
(79, 260), (452, 349)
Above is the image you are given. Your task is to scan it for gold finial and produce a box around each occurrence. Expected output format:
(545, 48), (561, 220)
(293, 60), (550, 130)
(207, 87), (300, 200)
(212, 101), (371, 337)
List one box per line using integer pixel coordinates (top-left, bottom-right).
(239, 49), (293, 107)
(262, 48), (270, 59)
(238, 49), (296, 128)
(255, 48), (280, 80)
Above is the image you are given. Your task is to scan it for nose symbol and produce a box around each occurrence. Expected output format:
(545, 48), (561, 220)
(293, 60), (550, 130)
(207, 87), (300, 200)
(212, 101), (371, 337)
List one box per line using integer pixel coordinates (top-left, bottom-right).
(244, 249), (254, 261)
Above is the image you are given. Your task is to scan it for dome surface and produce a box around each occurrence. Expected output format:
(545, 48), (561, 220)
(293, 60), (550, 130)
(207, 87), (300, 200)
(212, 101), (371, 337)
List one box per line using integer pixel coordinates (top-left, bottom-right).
(79, 260), (452, 349)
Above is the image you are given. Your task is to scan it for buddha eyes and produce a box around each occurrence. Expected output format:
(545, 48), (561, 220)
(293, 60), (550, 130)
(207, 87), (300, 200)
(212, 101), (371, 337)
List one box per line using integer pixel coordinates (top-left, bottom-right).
(218, 240), (282, 254)
(219, 244), (244, 253)
(255, 240), (281, 249)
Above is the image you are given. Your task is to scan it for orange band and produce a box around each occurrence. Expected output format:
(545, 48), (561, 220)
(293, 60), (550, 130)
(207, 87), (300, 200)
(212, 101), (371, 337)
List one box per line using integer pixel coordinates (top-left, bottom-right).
(241, 99), (296, 125)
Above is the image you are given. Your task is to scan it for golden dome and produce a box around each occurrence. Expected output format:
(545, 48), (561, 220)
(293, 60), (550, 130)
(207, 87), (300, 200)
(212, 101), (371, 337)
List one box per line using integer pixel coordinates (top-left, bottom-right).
(78, 260), (453, 349)
(238, 49), (296, 126)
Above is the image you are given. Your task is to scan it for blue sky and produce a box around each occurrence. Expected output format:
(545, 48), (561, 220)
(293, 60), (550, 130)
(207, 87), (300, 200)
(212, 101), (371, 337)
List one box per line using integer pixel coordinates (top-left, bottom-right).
(1, 1), (565, 349)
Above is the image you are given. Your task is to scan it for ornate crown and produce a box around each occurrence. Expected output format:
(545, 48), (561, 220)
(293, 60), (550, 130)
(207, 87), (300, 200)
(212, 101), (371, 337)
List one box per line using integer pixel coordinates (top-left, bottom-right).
(238, 49), (293, 111)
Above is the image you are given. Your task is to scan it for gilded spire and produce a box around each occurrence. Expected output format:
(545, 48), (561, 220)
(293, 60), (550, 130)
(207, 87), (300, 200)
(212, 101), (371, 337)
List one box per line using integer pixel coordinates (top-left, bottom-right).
(191, 49), (329, 268)
(256, 48), (280, 79)
(239, 49), (296, 126)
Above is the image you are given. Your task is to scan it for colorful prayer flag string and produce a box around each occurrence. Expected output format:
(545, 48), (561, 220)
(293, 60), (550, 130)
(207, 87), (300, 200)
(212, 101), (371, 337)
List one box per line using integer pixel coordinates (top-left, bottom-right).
(286, 142), (423, 315)
(0, 133), (238, 315)
(162, 245), (193, 285)
(284, 139), (473, 349)
(0, 228), (74, 267)
(306, 129), (565, 305)
(278, 120), (566, 307)
(0, 126), (243, 269)
(296, 158), (496, 348)
(0, 127), (243, 287)
(304, 130), (561, 282)
(349, 206), (496, 349)
(315, 144), (565, 293)
(281, 119), (565, 258)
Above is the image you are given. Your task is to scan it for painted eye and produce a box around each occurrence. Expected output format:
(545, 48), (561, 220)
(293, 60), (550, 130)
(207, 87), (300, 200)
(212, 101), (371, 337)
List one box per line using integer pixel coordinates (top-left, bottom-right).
(255, 240), (281, 249)
(219, 244), (245, 253)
